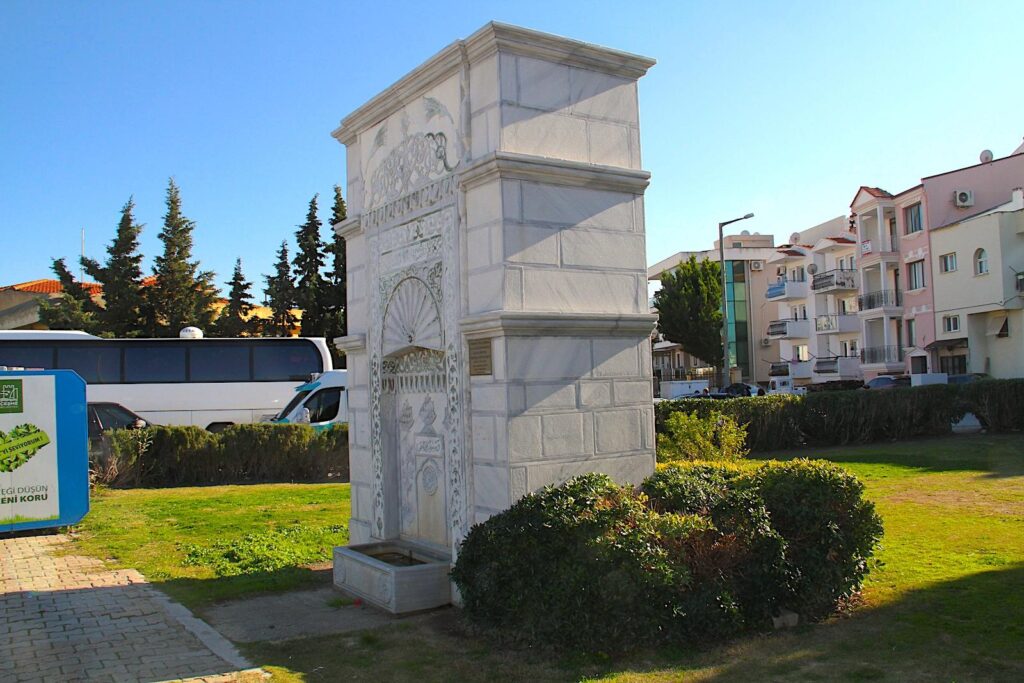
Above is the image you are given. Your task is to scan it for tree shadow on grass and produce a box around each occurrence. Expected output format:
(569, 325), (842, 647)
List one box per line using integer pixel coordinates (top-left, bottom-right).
(153, 564), (334, 613)
(757, 433), (1024, 479)
(243, 565), (1024, 683)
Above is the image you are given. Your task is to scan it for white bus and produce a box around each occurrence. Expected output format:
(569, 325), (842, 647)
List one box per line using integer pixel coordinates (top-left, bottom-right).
(0, 331), (333, 430)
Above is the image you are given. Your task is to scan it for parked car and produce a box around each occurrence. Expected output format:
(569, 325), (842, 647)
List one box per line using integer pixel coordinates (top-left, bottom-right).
(863, 375), (911, 390)
(87, 402), (148, 441)
(948, 373), (990, 385)
(723, 383), (764, 397)
(270, 370), (348, 430)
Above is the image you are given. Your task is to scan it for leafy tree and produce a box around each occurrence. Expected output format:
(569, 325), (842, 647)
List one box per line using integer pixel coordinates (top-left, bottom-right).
(81, 197), (146, 337)
(37, 258), (103, 334)
(264, 240), (297, 336)
(293, 194), (327, 337)
(147, 179), (218, 336)
(324, 185), (348, 346)
(212, 258), (257, 337)
(652, 255), (723, 367)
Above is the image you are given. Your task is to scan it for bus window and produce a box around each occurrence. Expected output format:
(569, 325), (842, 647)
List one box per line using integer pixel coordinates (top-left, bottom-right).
(306, 388), (342, 423)
(0, 344), (55, 369)
(253, 341), (320, 381)
(189, 344), (251, 382)
(58, 345), (121, 384)
(124, 345), (186, 383)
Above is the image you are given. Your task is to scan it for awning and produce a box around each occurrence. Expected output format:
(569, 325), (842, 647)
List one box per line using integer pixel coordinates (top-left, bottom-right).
(923, 337), (968, 351)
(986, 315), (1008, 336)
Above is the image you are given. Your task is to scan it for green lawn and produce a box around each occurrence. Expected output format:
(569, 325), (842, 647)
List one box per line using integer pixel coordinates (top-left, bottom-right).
(71, 483), (350, 608)
(71, 434), (1024, 681)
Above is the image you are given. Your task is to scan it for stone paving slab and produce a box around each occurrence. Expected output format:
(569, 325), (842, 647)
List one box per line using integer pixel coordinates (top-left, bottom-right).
(0, 533), (257, 683)
(203, 586), (421, 643)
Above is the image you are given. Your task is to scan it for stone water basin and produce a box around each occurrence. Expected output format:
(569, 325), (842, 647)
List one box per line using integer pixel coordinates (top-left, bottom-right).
(333, 541), (451, 614)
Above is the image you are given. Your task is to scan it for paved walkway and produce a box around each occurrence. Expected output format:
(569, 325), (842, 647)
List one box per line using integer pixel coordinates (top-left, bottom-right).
(0, 534), (261, 683)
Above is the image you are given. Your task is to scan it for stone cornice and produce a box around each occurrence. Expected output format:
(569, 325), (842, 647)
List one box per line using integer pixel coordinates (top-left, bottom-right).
(334, 216), (363, 239)
(464, 22), (655, 80)
(460, 311), (657, 339)
(459, 151), (651, 194)
(331, 22), (655, 146)
(334, 333), (366, 353)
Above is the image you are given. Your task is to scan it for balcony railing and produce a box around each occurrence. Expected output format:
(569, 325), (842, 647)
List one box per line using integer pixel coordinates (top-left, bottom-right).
(769, 361), (790, 376)
(812, 268), (858, 291)
(766, 280), (788, 299)
(767, 319), (810, 338)
(766, 279), (809, 300)
(769, 360), (812, 378)
(857, 289), (901, 311)
(815, 314), (858, 334)
(813, 356), (860, 374)
(860, 345), (904, 364)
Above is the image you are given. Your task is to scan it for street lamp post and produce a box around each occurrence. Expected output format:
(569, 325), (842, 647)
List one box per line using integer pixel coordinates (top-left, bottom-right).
(718, 213), (754, 390)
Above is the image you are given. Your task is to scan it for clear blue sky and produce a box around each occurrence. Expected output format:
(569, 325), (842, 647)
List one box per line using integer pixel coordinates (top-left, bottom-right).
(2, 1), (1021, 294)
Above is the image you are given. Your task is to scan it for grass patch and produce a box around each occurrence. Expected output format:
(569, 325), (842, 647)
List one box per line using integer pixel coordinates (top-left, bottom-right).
(248, 434), (1024, 682)
(70, 483), (349, 609)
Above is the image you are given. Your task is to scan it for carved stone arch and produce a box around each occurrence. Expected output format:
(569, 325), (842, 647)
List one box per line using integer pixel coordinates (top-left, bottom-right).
(382, 276), (443, 357)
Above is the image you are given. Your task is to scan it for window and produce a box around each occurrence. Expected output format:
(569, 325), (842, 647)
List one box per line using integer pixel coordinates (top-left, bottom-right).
(940, 355), (967, 375)
(794, 345), (810, 362)
(252, 341), (322, 381)
(942, 315), (960, 333)
(793, 266), (806, 282)
(906, 319), (916, 347)
(939, 253), (957, 273)
(0, 344), (55, 369)
(58, 345), (122, 384)
(92, 404), (141, 430)
(304, 388), (342, 423)
(904, 203), (923, 234)
(124, 345), (187, 383)
(997, 318), (1009, 338)
(974, 248), (988, 275)
(189, 344), (251, 382)
(908, 260), (926, 290)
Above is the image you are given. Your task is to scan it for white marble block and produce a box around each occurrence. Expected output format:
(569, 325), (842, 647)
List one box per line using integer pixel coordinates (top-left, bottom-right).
(332, 22), (656, 612)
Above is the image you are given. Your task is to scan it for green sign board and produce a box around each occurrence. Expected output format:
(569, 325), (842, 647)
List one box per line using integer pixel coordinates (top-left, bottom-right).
(0, 379), (23, 414)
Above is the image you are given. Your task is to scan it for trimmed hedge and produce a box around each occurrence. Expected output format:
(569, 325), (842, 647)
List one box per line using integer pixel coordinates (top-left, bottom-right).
(655, 379), (1024, 451)
(452, 461), (883, 652)
(93, 423), (348, 487)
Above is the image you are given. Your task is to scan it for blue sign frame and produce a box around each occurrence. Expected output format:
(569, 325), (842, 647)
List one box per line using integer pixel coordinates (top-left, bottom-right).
(1, 370), (89, 533)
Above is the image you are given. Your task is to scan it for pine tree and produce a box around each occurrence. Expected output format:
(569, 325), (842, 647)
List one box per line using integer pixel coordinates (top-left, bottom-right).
(81, 197), (146, 337)
(293, 195), (327, 337)
(37, 258), (103, 334)
(264, 241), (297, 336)
(147, 179), (218, 336)
(324, 185), (348, 346)
(212, 258), (257, 337)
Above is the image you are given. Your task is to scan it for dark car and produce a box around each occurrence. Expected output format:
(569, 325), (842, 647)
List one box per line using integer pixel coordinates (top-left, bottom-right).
(88, 402), (147, 440)
(863, 375), (911, 390)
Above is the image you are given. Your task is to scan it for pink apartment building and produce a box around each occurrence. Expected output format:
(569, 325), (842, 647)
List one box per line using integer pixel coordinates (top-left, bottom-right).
(853, 145), (1024, 378)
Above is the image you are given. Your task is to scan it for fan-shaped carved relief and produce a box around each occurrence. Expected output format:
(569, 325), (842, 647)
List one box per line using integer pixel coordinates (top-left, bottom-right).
(383, 277), (442, 357)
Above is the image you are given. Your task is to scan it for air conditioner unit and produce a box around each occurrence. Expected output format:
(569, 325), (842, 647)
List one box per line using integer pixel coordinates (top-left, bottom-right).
(750, 260), (764, 271)
(807, 263), (819, 275)
(954, 189), (974, 208)
(760, 338), (772, 347)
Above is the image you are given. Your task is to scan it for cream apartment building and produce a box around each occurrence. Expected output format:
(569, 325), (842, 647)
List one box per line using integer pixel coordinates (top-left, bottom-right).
(930, 188), (1024, 377)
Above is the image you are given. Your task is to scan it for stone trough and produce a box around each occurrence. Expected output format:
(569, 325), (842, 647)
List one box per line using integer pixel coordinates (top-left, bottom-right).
(333, 542), (451, 614)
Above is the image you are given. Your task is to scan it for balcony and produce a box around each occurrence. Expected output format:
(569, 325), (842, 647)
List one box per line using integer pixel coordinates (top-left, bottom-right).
(860, 345), (904, 365)
(766, 279), (809, 301)
(813, 356), (860, 377)
(857, 289), (901, 312)
(767, 319), (810, 339)
(815, 314), (859, 335)
(812, 268), (858, 292)
(769, 360), (812, 378)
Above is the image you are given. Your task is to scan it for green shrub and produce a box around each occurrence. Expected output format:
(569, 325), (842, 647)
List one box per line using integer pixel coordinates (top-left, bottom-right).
(655, 396), (804, 451)
(750, 459), (884, 619)
(959, 379), (1024, 431)
(656, 411), (748, 463)
(96, 423), (348, 487)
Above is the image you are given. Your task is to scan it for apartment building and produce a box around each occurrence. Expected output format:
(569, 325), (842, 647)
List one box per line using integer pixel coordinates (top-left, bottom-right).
(763, 216), (861, 387)
(648, 232), (779, 384)
(852, 146), (1024, 378)
(930, 188), (1024, 377)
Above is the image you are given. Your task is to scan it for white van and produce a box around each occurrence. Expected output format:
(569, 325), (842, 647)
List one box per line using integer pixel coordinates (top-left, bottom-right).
(271, 370), (348, 430)
(767, 377), (807, 396)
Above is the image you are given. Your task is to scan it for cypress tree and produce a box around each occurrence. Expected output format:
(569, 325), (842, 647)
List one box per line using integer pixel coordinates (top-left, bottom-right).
(147, 179), (218, 336)
(264, 241), (297, 337)
(293, 194), (327, 337)
(81, 197), (146, 337)
(212, 258), (257, 337)
(37, 258), (103, 334)
(324, 185), (348, 346)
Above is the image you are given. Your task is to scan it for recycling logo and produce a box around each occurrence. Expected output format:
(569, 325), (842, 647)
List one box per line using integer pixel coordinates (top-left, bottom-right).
(0, 424), (50, 473)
